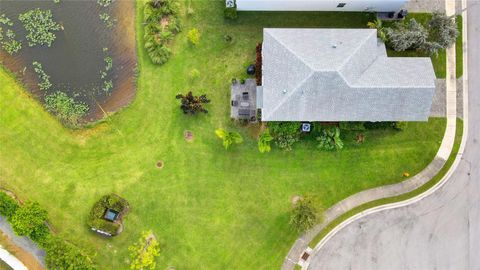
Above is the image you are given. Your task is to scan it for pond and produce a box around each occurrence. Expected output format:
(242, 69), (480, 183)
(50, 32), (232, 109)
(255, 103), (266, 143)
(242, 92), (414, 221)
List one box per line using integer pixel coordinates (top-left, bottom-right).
(0, 0), (137, 122)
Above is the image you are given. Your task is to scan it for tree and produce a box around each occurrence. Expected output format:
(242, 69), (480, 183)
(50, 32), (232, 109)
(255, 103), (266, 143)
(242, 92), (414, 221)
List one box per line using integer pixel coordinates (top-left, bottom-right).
(10, 202), (48, 238)
(44, 236), (97, 270)
(428, 12), (458, 49)
(290, 195), (322, 233)
(187, 28), (201, 46)
(385, 19), (428, 51)
(175, 91), (210, 114)
(258, 128), (273, 153)
(129, 231), (160, 270)
(215, 128), (243, 150)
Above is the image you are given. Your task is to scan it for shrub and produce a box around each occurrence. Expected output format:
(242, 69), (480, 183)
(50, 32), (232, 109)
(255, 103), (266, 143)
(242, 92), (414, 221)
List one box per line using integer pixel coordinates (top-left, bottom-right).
(268, 122), (301, 151)
(32, 61), (52, 91)
(215, 128), (243, 150)
(18, 9), (61, 47)
(290, 195), (322, 233)
(45, 91), (89, 126)
(129, 231), (160, 270)
(187, 28), (201, 45)
(143, 0), (181, 65)
(0, 192), (19, 218)
(175, 91), (210, 114)
(87, 194), (129, 236)
(258, 128), (273, 153)
(44, 236), (97, 270)
(316, 126), (344, 151)
(255, 43), (262, 85)
(339, 122), (365, 131)
(364, 121), (396, 129)
(385, 19), (428, 52)
(224, 7), (238, 20)
(394, 121), (408, 130)
(367, 18), (387, 41)
(10, 202), (48, 238)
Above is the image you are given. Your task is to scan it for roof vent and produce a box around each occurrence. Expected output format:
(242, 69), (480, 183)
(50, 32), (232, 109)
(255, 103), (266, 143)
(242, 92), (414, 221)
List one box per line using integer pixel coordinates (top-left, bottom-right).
(332, 44), (337, 48)
(282, 89), (287, 94)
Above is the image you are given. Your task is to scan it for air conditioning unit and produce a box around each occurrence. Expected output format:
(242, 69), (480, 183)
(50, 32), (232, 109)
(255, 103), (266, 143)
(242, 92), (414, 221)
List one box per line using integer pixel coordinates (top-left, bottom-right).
(226, 0), (235, 8)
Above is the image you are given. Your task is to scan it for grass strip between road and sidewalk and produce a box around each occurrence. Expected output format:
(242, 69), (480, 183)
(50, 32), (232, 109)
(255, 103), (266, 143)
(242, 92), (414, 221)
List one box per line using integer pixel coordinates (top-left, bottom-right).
(308, 119), (464, 249)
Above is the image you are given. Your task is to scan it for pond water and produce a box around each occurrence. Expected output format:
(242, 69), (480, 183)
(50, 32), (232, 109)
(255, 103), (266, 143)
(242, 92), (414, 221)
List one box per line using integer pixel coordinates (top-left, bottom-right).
(0, 0), (137, 122)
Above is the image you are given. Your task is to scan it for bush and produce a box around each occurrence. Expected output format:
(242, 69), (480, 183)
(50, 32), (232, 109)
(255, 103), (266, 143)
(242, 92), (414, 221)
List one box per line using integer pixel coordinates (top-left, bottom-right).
(0, 192), (19, 218)
(87, 194), (129, 236)
(258, 128), (273, 153)
(364, 121), (396, 129)
(215, 128), (243, 150)
(10, 202), (48, 238)
(187, 28), (201, 46)
(175, 91), (210, 114)
(18, 9), (61, 47)
(45, 91), (89, 126)
(255, 43), (262, 86)
(44, 236), (97, 270)
(394, 121), (408, 130)
(339, 122), (365, 131)
(290, 195), (322, 233)
(224, 7), (238, 20)
(143, 0), (181, 65)
(268, 122), (301, 151)
(385, 19), (428, 52)
(129, 231), (160, 270)
(316, 126), (344, 151)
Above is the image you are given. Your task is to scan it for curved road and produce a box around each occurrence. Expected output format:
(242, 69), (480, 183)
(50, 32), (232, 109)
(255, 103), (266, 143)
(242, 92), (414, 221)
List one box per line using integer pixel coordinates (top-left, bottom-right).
(307, 2), (480, 270)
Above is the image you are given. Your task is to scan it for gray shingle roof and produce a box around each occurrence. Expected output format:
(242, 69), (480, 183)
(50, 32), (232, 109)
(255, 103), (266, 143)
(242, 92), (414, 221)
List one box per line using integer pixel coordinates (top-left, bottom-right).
(261, 28), (436, 122)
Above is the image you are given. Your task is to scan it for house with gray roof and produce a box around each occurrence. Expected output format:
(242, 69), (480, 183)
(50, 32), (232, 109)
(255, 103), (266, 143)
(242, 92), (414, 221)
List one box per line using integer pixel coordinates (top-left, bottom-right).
(254, 28), (436, 122)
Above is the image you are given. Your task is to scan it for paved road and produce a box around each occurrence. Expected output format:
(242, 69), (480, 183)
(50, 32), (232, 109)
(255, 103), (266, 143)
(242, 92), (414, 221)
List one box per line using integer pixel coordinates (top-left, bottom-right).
(307, 2), (480, 270)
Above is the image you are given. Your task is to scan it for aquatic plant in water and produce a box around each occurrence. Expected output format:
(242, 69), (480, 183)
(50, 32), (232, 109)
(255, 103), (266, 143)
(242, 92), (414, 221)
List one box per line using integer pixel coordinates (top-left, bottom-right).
(32, 61), (52, 91)
(0, 14), (14, 26)
(0, 14), (22, 55)
(99, 13), (116, 28)
(45, 91), (89, 126)
(102, 80), (113, 92)
(18, 9), (61, 47)
(97, 0), (114, 7)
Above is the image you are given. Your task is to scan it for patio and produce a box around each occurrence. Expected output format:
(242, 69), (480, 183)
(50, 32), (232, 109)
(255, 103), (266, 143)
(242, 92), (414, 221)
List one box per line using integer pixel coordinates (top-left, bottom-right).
(230, 79), (258, 121)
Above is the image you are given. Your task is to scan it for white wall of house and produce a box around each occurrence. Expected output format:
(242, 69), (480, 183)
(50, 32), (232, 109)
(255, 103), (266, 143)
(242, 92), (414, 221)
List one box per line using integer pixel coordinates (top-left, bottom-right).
(236, 0), (408, 12)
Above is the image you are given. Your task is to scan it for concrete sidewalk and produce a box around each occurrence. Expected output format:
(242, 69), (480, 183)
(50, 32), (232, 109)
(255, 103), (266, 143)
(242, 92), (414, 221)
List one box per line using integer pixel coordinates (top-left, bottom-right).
(282, 3), (460, 269)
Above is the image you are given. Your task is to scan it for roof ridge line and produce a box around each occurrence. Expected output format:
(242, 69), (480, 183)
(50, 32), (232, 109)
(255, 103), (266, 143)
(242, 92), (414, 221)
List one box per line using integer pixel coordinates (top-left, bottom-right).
(263, 71), (315, 120)
(337, 30), (377, 73)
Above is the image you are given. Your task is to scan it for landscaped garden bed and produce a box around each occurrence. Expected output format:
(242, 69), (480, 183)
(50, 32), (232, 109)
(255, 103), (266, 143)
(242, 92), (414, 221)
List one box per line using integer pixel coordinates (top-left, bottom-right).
(0, 3), (450, 270)
(87, 194), (129, 237)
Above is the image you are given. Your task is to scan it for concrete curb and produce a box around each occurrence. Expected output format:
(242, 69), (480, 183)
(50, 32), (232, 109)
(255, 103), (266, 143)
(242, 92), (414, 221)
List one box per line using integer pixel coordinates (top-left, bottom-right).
(281, 4), (468, 269)
(298, 1), (469, 269)
(0, 247), (28, 270)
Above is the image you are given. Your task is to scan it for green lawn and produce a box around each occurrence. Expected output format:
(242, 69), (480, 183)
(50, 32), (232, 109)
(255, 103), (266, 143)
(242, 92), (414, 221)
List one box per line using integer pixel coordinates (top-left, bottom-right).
(385, 13), (463, 79)
(0, 2), (447, 269)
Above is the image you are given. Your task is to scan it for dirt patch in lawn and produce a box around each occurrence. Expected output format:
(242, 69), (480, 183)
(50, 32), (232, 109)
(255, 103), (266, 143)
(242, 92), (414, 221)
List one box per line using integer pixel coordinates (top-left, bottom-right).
(184, 130), (194, 142)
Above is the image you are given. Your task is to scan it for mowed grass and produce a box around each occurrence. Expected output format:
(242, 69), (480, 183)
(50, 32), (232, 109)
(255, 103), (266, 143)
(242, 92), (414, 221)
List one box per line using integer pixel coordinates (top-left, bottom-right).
(0, 1), (446, 269)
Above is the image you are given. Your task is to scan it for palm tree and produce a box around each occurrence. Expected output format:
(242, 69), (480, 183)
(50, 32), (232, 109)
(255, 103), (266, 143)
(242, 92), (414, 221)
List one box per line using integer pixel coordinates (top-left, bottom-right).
(258, 128), (273, 153)
(367, 18), (387, 42)
(215, 128), (243, 150)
